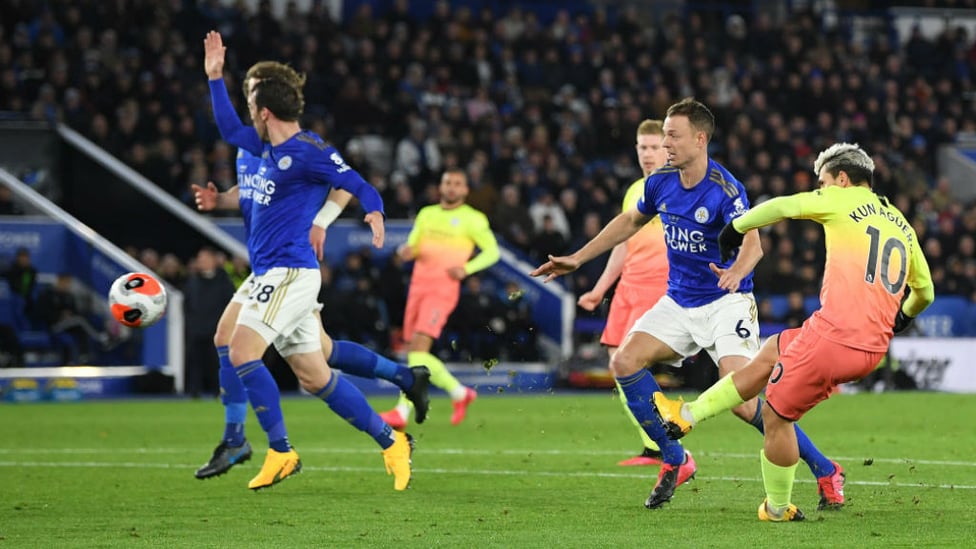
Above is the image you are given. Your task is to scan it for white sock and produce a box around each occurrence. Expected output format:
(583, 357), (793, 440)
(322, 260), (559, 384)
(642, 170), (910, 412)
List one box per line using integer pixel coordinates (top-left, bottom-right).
(449, 384), (468, 401)
(395, 401), (412, 420)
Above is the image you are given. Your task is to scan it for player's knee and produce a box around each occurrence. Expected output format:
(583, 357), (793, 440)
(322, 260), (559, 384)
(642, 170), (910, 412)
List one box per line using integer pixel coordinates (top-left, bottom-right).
(227, 343), (263, 367)
(290, 355), (331, 392)
(213, 327), (231, 349)
(609, 351), (641, 377)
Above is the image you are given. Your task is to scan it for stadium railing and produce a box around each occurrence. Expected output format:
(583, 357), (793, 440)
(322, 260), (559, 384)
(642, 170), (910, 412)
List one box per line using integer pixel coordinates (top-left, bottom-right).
(0, 168), (186, 393)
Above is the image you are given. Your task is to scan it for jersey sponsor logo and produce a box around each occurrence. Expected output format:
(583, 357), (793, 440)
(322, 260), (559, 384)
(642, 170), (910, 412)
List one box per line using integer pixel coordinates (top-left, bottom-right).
(663, 225), (708, 253)
(240, 174), (277, 206)
(277, 155), (292, 170)
(694, 207), (710, 223)
(330, 152), (351, 173)
(732, 197), (747, 216)
(451, 217), (460, 226)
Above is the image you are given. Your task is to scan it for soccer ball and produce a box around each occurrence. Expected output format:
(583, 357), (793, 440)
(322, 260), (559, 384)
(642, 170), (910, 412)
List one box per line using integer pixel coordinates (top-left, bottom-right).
(108, 272), (167, 328)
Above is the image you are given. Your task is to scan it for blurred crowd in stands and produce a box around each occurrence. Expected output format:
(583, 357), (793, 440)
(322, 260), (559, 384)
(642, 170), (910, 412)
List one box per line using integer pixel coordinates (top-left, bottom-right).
(2, 0), (976, 366)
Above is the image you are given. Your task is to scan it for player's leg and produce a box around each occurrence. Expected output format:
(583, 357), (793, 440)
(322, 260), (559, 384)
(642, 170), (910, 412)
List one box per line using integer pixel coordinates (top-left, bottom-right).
(763, 331), (887, 513)
(655, 333), (778, 434)
(603, 286), (662, 466)
(614, 297), (698, 508)
(229, 268), (309, 490)
(387, 287), (472, 426)
(723, 328), (842, 500)
(611, 352), (661, 466)
(316, 313), (430, 423)
(195, 292), (253, 480)
(758, 404), (805, 522)
(612, 331), (696, 508)
(284, 321), (412, 491)
(705, 298), (840, 491)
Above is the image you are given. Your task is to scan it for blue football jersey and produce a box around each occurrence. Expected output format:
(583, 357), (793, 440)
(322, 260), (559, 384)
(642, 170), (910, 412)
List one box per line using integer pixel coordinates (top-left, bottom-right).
(246, 130), (383, 274)
(235, 147), (264, 234)
(636, 159), (753, 307)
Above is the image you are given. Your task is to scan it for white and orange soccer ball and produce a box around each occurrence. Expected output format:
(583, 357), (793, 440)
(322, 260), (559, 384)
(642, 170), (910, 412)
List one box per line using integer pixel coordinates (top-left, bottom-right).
(108, 272), (168, 328)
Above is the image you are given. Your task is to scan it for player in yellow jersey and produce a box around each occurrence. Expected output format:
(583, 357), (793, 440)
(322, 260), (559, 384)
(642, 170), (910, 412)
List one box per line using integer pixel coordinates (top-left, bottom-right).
(577, 119), (671, 466)
(380, 168), (501, 429)
(654, 143), (935, 521)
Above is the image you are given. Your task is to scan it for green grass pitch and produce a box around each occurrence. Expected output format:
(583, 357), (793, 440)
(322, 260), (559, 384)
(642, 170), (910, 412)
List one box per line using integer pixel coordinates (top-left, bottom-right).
(1, 390), (974, 548)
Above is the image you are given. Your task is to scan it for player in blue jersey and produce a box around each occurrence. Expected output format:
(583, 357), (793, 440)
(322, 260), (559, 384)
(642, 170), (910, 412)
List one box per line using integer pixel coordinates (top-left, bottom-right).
(531, 98), (843, 510)
(191, 149), (430, 482)
(191, 61), (429, 481)
(200, 32), (415, 491)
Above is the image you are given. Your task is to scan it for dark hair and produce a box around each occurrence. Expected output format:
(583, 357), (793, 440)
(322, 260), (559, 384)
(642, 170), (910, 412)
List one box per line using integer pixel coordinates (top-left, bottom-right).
(820, 163), (874, 187)
(666, 98), (715, 141)
(245, 61), (306, 89)
(252, 78), (304, 121)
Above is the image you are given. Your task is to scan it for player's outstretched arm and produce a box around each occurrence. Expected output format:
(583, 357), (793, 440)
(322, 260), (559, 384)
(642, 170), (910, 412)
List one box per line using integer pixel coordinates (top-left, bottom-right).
(532, 208), (647, 283)
(204, 30), (262, 155)
(579, 242), (626, 311)
(192, 182), (240, 211)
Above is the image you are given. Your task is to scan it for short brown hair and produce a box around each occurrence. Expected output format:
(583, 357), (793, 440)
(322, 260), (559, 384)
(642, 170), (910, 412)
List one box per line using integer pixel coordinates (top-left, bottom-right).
(252, 78), (303, 121)
(245, 61), (306, 89)
(666, 98), (715, 141)
(637, 119), (664, 137)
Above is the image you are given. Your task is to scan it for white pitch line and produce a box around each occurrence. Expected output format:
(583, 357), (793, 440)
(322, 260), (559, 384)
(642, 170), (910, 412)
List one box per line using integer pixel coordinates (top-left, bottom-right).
(0, 460), (974, 490)
(1, 447), (975, 468)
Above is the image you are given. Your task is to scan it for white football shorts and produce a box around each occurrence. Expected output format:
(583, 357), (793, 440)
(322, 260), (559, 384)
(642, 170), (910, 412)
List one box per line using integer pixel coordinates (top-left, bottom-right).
(236, 267), (322, 357)
(628, 292), (761, 365)
(230, 272), (256, 305)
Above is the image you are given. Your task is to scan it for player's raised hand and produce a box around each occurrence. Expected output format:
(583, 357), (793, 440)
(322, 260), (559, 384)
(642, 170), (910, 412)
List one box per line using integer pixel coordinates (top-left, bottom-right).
(530, 254), (580, 284)
(709, 262), (745, 293)
(309, 225), (326, 261)
(203, 31), (226, 80)
(577, 290), (603, 311)
(364, 211), (385, 248)
(191, 181), (219, 211)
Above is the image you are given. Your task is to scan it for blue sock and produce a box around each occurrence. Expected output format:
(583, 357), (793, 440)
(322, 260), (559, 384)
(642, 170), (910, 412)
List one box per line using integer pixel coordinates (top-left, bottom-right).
(218, 346), (247, 446)
(315, 372), (396, 449)
(616, 370), (685, 465)
(330, 340), (414, 391)
(749, 398), (836, 478)
(235, 359), (290, 452)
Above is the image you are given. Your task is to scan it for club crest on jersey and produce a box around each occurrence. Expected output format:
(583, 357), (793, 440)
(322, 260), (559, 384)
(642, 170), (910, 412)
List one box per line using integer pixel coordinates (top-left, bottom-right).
(277, 155), (293, 170)
(694, 207), (710, 223)
(451, 217), (460, 226)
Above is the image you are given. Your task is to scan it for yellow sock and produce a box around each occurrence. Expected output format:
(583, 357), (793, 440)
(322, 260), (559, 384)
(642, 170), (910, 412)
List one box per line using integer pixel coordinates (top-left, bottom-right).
(761, 450), (798, 511)
(614, 380), (658, 451)
(686, 372), (745, 424)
